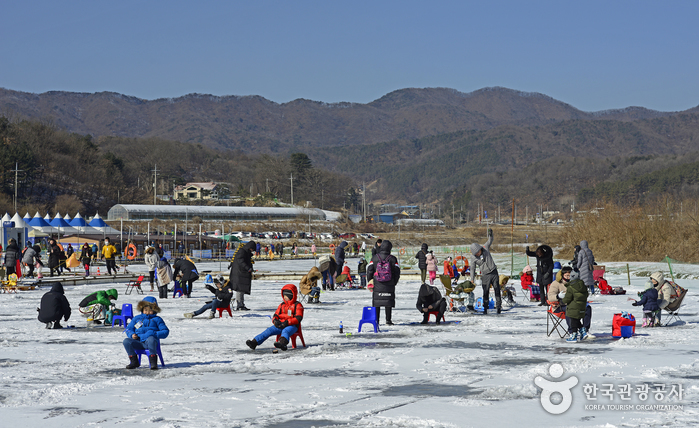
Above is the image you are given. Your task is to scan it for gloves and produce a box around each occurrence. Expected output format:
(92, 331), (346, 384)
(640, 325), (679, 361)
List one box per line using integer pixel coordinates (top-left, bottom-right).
(487, 228), (493, 237)
(273, 319), (289, 329)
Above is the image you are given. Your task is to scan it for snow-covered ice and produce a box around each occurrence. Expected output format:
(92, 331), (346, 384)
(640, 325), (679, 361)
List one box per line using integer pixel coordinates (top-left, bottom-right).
(1, 257), (698, 427)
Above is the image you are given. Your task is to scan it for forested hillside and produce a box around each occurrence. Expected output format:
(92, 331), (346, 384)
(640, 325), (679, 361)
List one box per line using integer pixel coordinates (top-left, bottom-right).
(0, 117), (352, 216)
(0, 86), (681, 153)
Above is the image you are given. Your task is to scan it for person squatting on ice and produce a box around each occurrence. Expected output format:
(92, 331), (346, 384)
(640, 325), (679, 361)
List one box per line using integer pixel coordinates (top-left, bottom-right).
(470, 228), (502, 314)
(123, 296), (169, 370)
(246, 284), (304, 351)
(37, 282), (71, 329)
(416, 282), (447, 324)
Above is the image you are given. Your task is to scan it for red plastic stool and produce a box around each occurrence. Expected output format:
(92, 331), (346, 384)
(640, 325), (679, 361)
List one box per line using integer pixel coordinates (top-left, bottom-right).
(276, 324), (306, 348)
(216, 305), (232, 318)
(427, 311), (446, 322)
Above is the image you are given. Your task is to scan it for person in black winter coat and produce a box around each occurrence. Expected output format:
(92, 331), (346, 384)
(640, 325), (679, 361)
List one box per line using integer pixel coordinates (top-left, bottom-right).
(172, 257), (199, 298)
(416, 282), (447, 324)
(526, 244), (554, 306)
(415, 243), (429, 283)
(4, 238), (20, 276)
(335, 241), (348, 277)
(632, 282), (662, 327)
(228, 241), (256, 310)
(47, 239), (61, 277)
(371, 239), (382, 258)
(571, 245), (581, 272)
(184, 276), (234, 318)
(37, 282), (71, 329)
(366, 239), (400, 325)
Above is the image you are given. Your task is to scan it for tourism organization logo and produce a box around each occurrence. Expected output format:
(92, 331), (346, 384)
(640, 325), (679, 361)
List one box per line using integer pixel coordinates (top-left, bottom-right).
(534, 363), (578, 414)
(534, 364), (685, 415)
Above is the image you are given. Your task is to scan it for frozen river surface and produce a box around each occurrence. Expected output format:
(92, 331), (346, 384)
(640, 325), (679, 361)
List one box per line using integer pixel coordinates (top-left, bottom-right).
(1, 257), (697, 427)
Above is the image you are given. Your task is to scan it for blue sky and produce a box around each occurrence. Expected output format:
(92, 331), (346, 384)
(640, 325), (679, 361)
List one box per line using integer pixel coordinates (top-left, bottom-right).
(1, 1), (697, 112)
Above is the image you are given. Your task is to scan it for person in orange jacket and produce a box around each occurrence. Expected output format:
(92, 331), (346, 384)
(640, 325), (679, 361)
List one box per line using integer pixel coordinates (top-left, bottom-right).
(246, 284), (304, 351)
(443, 256), (454, 279)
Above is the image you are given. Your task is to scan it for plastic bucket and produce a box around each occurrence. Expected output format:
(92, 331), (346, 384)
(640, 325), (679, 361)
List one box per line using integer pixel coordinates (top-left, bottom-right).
(620, 325), (634, 338)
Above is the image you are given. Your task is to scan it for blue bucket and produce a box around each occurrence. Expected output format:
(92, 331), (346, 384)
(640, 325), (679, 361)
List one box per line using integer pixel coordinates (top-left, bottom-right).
(620, 325), (634, 338)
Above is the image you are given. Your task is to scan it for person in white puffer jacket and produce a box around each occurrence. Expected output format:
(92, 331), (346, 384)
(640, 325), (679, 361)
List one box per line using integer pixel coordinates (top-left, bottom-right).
(144, 246), (160, 292)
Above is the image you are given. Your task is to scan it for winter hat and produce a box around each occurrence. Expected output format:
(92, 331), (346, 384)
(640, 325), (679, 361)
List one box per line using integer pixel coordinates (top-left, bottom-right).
(523, 265), (532, 273)
(137, 296), (161, 313)
(553, 261), (562, 270)
(650, 271), (665, 285)
(570, 270), (581, 281)
(470, 243), (481, 256)
(282, 289), (294, 300)
(644, 280), (654, 291)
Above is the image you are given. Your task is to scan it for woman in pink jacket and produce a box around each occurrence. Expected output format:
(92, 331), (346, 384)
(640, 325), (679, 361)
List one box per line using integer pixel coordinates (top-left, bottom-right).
(426, 250), (439, 285)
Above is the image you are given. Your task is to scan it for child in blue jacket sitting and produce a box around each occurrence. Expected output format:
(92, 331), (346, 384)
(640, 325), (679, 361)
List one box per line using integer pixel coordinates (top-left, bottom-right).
(632, 281), (661, 327)
(123, 296), (169, 370)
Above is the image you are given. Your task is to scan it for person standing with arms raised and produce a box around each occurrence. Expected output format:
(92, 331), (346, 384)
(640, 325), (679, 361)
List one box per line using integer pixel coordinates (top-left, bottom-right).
(470, 228), (501, 314)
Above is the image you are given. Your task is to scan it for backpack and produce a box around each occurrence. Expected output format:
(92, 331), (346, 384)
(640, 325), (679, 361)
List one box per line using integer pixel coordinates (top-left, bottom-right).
(374, 254), (392, 283)
(318, 255), (331, 272)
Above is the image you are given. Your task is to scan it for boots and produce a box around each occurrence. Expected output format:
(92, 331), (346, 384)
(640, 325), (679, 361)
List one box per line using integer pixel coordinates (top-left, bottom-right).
(246, 339), (258, 350)
(53, 321), (63, 329)
(208, 310), (216, 319)
(183, 313), (194, 318)
(496, 307), (502, 315)
(566, 332), (579, 342)
(421, 313), (429, 324)
(579, 327), (588, 340)
(126, 355), (140, 369)
(274, 336), (289, 351)
(483, 309), (487, 315)
(149, 354), (158, 370)
(642, 318), (649, 327)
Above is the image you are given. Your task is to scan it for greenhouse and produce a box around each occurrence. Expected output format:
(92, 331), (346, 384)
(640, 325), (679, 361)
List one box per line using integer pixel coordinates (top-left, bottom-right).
(107, 204), (329, 221)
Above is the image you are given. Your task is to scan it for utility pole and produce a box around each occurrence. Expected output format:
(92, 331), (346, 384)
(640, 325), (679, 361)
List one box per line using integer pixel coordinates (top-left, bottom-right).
(290, 173), (294, 206)
(362, 182), (366, 223)
(152, 164), (158, 205)
(12, 162), (23, 213)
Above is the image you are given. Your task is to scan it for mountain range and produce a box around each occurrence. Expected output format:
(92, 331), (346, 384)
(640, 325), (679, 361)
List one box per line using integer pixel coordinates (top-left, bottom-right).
(2, 86), (699, 212)
(0, 86), (689, 153)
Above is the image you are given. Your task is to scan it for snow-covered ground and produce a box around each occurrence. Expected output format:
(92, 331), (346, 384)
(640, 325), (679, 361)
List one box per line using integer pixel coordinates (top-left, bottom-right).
(1, 256), (697, 427)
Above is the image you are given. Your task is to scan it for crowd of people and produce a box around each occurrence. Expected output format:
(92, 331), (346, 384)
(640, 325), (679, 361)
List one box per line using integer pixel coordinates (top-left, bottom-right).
(26, 230), (685, 371)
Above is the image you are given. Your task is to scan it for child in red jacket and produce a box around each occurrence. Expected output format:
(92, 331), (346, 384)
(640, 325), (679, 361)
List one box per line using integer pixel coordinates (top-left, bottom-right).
(246, 284), (304, 351)
(520, 265), (539, 301)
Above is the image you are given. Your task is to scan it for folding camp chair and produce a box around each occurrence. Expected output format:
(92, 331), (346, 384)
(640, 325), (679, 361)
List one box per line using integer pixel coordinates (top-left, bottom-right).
(546, 301), (568, 338)
(125, 275), (145, 295)
(663, 287), (688, 326)
(439, 275), (467, 313)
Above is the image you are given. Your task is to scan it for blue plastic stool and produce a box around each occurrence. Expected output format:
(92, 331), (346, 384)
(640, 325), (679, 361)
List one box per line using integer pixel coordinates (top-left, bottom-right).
(358, 307), (380, 333)
(134, 341), (165, 367)
(173, 280), (184, 298)
(475, 298), (495, 312)
(204, 274), (213, 285)
(111, 303), (134, 328)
